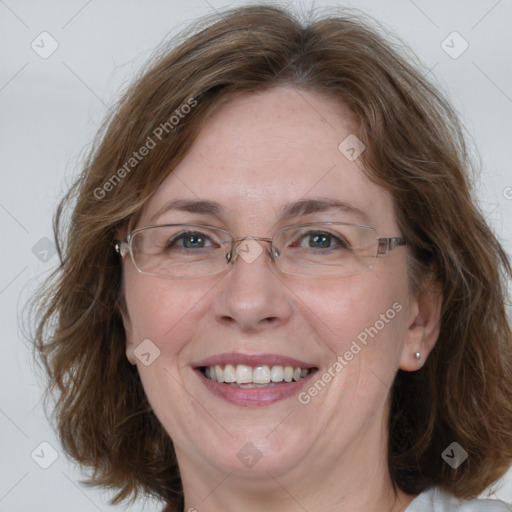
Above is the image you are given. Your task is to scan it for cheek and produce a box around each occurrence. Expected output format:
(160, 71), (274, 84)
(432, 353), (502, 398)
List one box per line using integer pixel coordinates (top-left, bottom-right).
(123, 268), (221, 354)
(289, 271), (409, 428)
(122, 272), (209, 415)
(288, 269), (409, 363)
(124, 280), (173, 343)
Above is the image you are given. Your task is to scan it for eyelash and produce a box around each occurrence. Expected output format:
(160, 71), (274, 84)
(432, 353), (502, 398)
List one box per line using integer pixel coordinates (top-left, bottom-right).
(165, 231), (218, 249)
(288, 230), (350, 250)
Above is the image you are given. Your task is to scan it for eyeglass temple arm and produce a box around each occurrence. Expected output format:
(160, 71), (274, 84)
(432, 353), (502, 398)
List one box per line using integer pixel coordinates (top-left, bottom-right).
(377, 237), (407, 255)
(114, 241), (130, 257)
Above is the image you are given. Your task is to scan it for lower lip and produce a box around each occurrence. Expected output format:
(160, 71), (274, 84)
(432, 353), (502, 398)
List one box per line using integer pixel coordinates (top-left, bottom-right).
(195, 369), (317, 407)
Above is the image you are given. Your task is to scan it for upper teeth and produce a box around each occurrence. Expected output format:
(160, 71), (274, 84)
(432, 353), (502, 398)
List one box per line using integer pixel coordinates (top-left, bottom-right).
(204, 364), (310, 384)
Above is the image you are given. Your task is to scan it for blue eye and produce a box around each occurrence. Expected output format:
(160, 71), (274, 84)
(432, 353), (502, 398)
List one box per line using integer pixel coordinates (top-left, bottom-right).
(309, 233), (332, 249)
(295, 230), (350, 250)
(166, 231), (214, 249)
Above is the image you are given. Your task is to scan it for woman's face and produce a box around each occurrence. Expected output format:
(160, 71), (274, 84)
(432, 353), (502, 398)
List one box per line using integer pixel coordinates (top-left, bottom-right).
(122, 86), (430, 495)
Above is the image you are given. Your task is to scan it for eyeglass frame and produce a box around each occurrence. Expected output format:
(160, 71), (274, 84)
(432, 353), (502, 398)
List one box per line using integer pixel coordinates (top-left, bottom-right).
(114, 221), (407, 279)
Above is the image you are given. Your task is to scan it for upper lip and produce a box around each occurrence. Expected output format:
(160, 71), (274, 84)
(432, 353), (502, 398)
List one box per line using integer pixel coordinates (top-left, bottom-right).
(193, 353), (317, 369)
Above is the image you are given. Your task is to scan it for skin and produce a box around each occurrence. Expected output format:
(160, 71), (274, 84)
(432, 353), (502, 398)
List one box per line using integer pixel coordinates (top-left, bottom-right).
(122, 86), (442, 512)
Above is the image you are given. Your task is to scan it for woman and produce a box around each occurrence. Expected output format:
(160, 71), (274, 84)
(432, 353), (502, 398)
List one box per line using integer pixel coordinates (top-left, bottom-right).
(33, 4), (512, 511)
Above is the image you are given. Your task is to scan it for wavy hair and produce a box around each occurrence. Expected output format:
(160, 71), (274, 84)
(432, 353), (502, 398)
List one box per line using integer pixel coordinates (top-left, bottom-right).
(31, 4), (512, 509)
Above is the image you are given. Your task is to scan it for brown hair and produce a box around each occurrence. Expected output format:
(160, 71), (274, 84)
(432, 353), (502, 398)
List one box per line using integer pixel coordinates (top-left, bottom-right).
(31, 4), (512, 509)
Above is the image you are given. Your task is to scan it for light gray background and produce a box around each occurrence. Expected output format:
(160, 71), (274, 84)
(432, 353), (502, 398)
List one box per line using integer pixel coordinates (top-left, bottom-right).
(1, 0), (511, 510)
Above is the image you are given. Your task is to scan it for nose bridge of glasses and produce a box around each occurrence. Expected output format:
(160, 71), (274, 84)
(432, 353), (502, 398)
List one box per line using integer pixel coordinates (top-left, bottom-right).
(228, 236), (275, 264)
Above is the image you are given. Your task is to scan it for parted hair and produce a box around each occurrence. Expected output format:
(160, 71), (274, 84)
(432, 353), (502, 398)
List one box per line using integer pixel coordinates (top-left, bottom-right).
(31, 4), (512, 509)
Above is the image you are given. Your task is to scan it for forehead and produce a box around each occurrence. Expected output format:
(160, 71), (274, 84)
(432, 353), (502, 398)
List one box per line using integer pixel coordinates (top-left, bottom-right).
(142, 86), (397, 234)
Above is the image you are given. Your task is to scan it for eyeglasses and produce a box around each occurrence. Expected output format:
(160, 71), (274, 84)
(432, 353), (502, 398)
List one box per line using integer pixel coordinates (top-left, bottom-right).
(114, 222), (406, 279)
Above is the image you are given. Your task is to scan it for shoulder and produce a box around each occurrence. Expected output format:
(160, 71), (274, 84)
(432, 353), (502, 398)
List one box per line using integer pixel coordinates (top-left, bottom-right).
(406, 487), (512, 512)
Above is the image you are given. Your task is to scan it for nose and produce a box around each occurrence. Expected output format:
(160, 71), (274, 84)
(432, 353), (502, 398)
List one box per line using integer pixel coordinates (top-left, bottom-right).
(212, 238), (293, 332)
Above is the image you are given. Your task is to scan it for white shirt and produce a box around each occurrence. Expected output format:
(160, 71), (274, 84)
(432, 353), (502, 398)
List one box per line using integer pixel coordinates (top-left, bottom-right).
(406, 487), (512, 511)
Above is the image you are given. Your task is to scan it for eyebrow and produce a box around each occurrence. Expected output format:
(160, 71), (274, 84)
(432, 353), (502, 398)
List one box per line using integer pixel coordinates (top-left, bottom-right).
(150, 197), (370, 225)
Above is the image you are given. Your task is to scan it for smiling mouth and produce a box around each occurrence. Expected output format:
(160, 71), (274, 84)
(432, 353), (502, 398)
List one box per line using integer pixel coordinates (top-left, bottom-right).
(200, 364), (316, 388)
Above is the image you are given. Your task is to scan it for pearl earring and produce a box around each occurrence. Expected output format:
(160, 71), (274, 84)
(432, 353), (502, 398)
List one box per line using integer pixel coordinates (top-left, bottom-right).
(414, 352), (421, 360)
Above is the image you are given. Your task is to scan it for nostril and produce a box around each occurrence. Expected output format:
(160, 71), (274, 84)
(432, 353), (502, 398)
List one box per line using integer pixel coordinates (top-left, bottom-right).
(218, 315), (237, 326)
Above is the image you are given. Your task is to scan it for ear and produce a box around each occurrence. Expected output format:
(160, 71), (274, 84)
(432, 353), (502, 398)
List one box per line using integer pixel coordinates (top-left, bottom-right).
(121, 310), (137, 365)
(399, 279), (442, 371)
